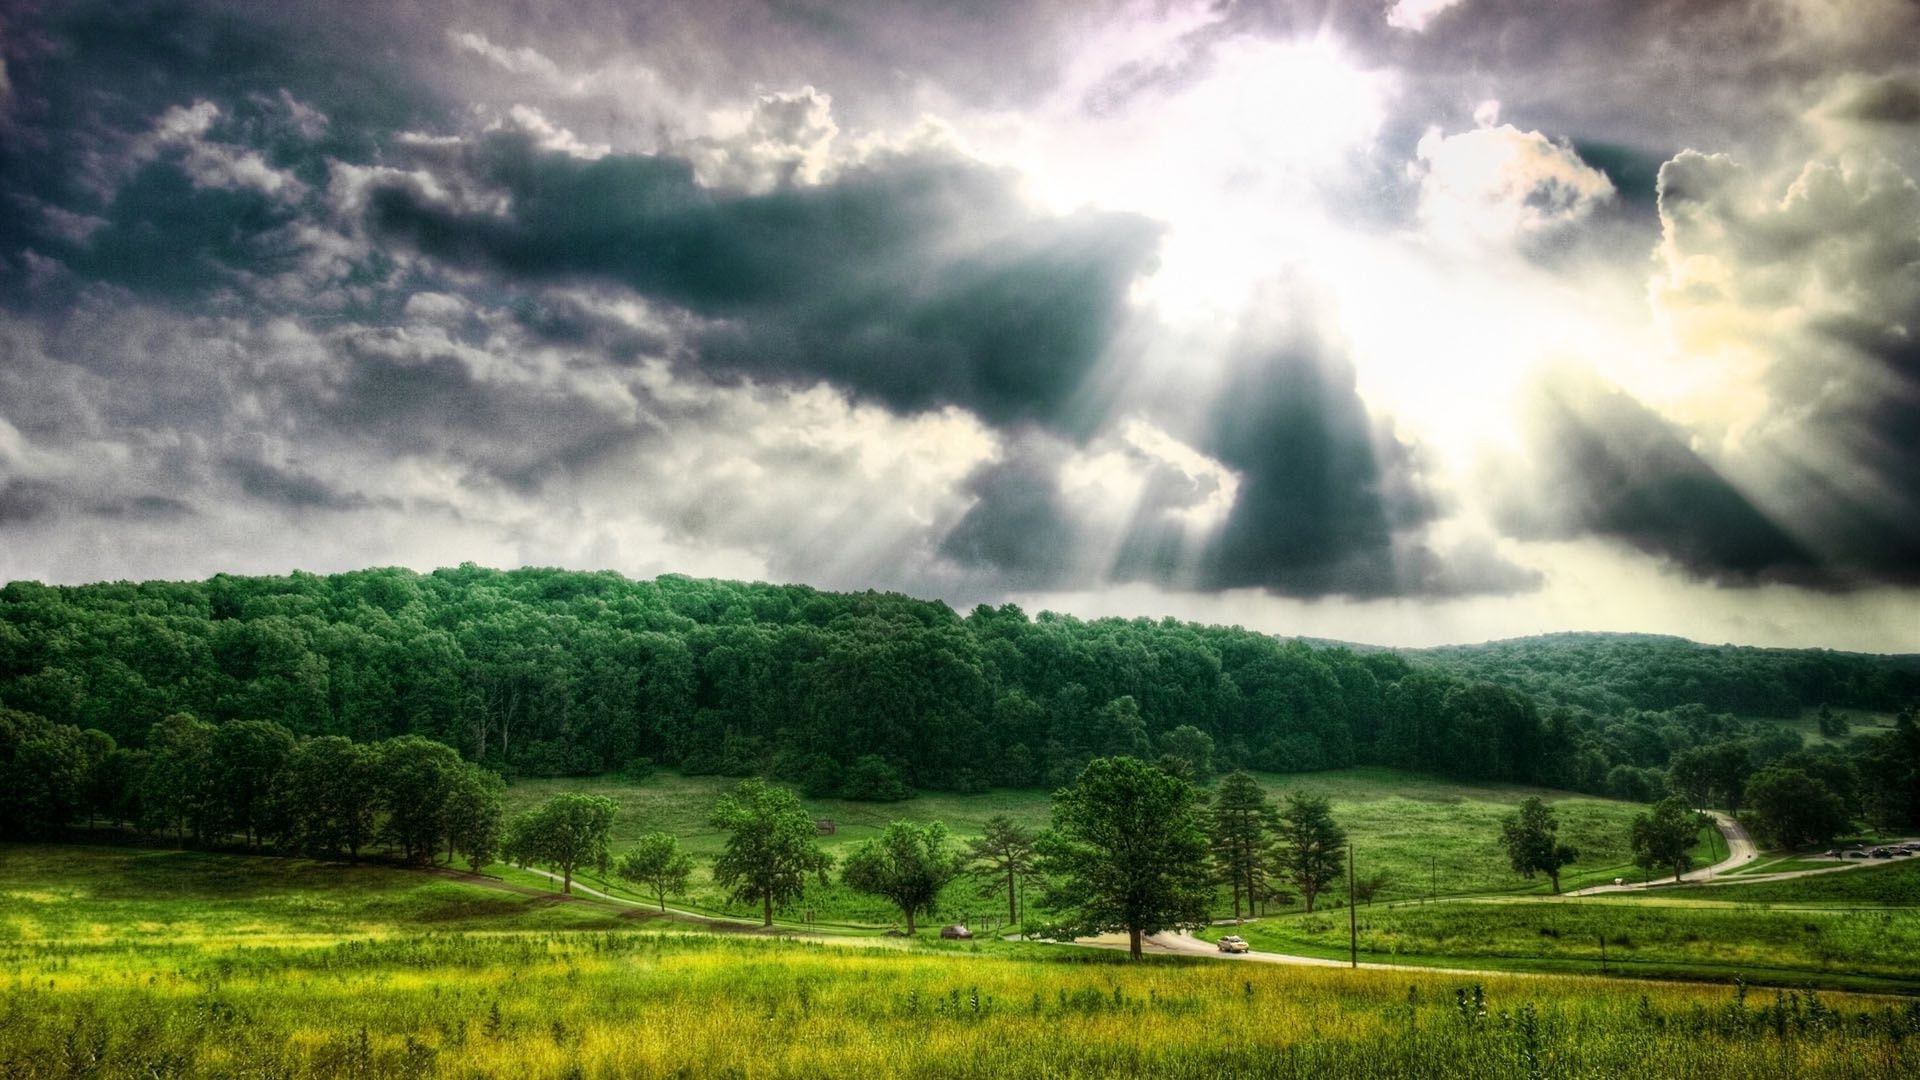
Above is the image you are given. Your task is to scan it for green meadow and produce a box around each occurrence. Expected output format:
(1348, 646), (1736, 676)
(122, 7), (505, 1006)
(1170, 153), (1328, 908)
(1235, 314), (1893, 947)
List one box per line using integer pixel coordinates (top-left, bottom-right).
(4, 846), (1919, 1079)
(1199, 894), (1920, 992)
(506, 767), (1665, 925)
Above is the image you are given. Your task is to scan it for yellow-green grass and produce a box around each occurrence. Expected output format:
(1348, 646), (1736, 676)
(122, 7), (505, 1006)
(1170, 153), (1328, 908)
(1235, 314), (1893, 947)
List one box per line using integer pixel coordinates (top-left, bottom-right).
(3, 849), (1918, 1077)
(1198, 896), (1920, 992)
(507, 767), (1660, 924)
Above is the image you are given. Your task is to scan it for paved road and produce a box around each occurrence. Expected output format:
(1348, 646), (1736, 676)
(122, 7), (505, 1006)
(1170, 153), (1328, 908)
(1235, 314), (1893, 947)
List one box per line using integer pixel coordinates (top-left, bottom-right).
(1568, 811), (1755, 895)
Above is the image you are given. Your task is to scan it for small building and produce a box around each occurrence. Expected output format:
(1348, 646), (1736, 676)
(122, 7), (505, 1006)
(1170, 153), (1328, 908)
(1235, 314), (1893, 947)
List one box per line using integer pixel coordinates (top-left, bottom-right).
(815, 818), (836, 835)
(940, 925), (972, 940)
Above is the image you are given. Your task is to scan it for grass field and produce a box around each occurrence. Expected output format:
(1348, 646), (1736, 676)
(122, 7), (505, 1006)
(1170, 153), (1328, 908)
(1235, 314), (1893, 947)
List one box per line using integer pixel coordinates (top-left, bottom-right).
(1758, 708), (1898, 748)
(505, 767), (1665, 925)
(3, 846), (1917, 1078)
(1198, 894), (1920, 991)
(1621, 860), (1920, 907)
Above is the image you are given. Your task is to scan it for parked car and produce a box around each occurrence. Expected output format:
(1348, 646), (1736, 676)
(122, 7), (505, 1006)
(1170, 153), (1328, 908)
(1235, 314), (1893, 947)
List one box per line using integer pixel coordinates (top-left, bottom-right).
(1845, 850), (1869, 859)
(1870, 848), (1895, 859)
(1218, 935), (1250, 954)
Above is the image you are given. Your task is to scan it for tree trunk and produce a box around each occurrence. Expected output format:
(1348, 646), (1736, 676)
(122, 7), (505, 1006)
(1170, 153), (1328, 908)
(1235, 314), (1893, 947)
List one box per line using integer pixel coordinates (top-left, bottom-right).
(562, 865), (573, 894)
(1303, 883), (1316, 913)
(1128, 926), (1143, 960)
(763, 891), (773, 927)
(1231, 877), (1242, 920)
(1549, 869), (1561, 894)
(657, 890), (666, 913)
(1006, 869), (1017, 924)
(905, 909), (916, 934)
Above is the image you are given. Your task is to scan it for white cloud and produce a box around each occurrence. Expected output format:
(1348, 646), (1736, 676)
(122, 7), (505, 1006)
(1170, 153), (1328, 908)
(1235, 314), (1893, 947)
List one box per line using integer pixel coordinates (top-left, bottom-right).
(684, 86), (841, 192)
(1414, 122), (1615, 246)
(1385, 0), (1467, 33)
(451, 31), (562, 81)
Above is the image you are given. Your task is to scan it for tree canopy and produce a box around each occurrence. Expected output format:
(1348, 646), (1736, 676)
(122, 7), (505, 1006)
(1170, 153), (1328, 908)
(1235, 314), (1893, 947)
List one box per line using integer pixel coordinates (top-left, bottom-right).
(1499, 797), (1578, 894)
(1036, 756), (1214, 959)
(840, 820), (964, 933)
(710, 778), (833, 926)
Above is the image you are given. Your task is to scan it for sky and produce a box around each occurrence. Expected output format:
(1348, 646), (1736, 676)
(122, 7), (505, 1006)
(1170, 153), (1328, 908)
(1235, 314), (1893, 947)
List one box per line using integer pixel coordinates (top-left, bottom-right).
(0, 0), (1916, 652)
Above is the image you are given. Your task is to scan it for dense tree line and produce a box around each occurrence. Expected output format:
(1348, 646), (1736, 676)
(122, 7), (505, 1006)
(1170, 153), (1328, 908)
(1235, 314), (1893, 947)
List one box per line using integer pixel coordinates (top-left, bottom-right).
(1415, 632), (1919, 720)
(2, 568), (1914, 838)
(0, 705), (502, 863)
(0, 566), (1555, 803)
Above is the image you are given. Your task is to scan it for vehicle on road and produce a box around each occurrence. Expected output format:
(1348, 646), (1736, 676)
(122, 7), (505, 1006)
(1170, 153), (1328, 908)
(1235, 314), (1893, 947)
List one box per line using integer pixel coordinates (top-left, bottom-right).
(1218, 935), (1249, 954)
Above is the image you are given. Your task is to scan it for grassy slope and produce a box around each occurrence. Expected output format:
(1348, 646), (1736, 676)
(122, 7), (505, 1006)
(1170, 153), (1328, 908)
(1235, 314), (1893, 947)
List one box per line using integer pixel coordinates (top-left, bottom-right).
(504, 767), (1661, 923)
(2, 846), (1915, 1078)
(0, 845), (640, 944)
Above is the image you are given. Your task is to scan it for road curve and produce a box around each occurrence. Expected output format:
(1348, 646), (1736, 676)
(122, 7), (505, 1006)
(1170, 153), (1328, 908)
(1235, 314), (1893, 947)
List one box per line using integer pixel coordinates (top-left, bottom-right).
(1568, 811), (1755, 895)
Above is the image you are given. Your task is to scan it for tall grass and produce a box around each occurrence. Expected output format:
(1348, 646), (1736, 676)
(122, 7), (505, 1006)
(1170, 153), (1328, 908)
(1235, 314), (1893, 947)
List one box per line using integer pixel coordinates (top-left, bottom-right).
(3, 930), (1917, 1078)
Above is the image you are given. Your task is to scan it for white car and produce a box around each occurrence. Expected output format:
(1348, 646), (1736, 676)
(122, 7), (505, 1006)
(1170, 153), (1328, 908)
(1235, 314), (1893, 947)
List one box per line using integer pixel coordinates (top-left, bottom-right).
(1218, 935), (1249, 954)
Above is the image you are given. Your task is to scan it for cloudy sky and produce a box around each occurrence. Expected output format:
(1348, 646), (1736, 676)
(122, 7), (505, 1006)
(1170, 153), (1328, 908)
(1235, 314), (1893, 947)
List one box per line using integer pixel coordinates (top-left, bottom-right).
(1, 0), (1916, 651)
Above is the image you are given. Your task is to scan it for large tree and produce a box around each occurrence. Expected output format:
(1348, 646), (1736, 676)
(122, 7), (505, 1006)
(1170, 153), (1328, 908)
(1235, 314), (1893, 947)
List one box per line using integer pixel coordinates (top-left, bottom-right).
(504, 793), (619, 894)
(965, 814), (1036, 925)
(1500, 796), (1578, 894)
(210, 719), (296, 850)
(442, 764), (505, 871)
(1275, 791), (1346, 913)
(1035, 756), (1213, 960)
(617, 832), (696, 912)
(278, 736), (378, 859)
(376, 735), (465, 863)
(1210, 770), (1275, 919)
(1630, 796), (1699, 882)
(710, 778), (833, 926)
(842, 820), (964, 933)
(1745, 767), (1849, 849)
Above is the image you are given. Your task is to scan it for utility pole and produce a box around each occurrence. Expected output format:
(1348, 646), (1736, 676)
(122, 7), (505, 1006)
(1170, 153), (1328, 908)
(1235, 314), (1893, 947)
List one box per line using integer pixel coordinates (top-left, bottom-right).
(1348, 843), (1358, 969)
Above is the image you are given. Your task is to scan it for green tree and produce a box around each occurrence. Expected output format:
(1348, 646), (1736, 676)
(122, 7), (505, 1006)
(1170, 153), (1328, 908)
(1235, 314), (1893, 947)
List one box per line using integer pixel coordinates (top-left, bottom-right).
(442, 764), (505, 871)
(504, 793), (619, 894)
(142, 714), (217, 843)
(0, 709), (89, 838)
(279, 736), (378, 859)
(616, 832), (696, 911)
(1499, 797), (1578, 894)
(710, 778), (833, 926)
(1275, 791), (1346, 913)
(1630, 796), (1698, 882)
(1209, 770), (1274, 919)
(965, 814), (1037, 925)
(1035, 756), (1213, 960)
(210, 719), (295, 849)
(841, 820), (964, 933)
(1158, 725), (1216, 784)
(376, 735), (464, 863)
(1745, 767), (1849, 849)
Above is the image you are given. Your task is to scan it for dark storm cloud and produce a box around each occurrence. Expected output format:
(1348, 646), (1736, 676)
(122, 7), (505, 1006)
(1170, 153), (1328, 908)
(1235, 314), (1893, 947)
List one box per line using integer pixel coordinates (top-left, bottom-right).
(0, 0), (441, 307)
(1825, 73), (1920, 124)
(1650, 149), (1920, 585)
(370, 132), (1162, 430)
(221, 454), (370, 511)
(1498, 370), (1820, 584)
(0, 478), (60, 526)
(939, 434), (1083, 590)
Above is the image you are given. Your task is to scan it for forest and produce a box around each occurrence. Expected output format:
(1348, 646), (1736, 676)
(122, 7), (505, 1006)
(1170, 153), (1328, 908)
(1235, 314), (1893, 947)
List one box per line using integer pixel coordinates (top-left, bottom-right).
(1, 566), (1916, 843)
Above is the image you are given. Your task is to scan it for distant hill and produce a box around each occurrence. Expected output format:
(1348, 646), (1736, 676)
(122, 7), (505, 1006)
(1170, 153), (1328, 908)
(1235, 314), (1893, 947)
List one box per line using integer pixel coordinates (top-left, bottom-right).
(1403, 632), (1920, 719)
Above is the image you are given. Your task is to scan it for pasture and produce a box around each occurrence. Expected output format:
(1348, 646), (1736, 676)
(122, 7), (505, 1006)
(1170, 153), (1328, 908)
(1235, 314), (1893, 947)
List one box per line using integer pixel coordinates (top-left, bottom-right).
(3, 846), (1918, 1078)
